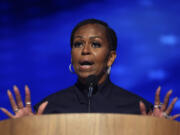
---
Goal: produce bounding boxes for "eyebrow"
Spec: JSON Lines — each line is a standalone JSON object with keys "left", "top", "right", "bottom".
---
{"left": 74, "top": 36, "right": 103, "bottom": 39}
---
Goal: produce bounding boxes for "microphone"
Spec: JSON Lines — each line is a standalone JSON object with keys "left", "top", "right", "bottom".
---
{"left": 86, "top": 75, "right": 98, "bottom": 98}
{"left": 86, "top": 75, "right": 97, "bottom": 112}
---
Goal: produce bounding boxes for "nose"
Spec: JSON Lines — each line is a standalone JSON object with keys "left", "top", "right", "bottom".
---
{"left": 81, "top": 44, "right": 91, "bottom": 55}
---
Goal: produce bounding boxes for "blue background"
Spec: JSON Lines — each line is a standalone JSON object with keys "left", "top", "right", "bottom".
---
{"left": 0, "top": 0, "right": 180, "bottom": 121}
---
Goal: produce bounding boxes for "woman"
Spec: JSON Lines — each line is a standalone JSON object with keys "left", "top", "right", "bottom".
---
{"left": 0, "top": 19, "right": 179, "bottom": 120}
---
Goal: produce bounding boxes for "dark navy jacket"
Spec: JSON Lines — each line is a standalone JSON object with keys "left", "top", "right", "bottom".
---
{"left": 34, "top": 78, "right": 153, "bottom": 114}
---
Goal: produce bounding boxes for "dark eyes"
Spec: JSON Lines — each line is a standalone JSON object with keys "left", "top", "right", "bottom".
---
{"left": 92, "top": 42, "right": 101, "bottom": 48}
{"left": 73, "top": 41, "right": 101, "bottom": 48}
{"left": 73, "top": 42, "right": 83, "bottom": 48}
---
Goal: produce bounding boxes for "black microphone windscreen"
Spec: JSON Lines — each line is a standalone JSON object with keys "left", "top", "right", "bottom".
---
{"left": 86, "top": 75, "right": 98, "bottom": 87}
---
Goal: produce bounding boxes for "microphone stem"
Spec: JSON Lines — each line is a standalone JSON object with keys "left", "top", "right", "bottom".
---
{"left": 88, "top": 85, "right": 93, "bottom": 112}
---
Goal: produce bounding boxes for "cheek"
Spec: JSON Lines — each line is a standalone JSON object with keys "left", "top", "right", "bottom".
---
{"left": 71, "top": 50, "right": 79, "bottom": 63}
{"left": 71, "top": 50, "right": 81, "bottom": 73}
{"left": 94, "top": 50, "right": 109, "bottom": 68}
{"left": 94, "top": 49, "right": 109, "bottom": 63}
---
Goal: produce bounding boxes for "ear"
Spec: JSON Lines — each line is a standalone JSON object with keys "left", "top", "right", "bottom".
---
{"left": 107, "top": 51, "right": 116, "bottom": 67}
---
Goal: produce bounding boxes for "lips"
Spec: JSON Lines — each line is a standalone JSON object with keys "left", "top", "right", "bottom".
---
{"left": 79, "top": 60, "right": 94, "bottom": 71}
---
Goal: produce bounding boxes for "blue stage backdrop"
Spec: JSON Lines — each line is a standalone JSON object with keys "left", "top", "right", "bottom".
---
{"left": 0, "top": 0, "right": 180, "bottom": 120}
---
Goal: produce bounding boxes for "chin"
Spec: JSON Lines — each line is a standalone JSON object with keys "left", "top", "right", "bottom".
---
{"left": 77, "top": 72, "right": 96, "bottom": 79}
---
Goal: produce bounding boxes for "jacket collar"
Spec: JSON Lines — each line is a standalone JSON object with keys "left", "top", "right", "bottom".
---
{"left": 73, "top": 77, "right": 112, "bottom": 104}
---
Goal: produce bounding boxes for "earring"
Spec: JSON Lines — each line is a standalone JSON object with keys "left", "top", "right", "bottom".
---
{"left": 107, "top": 66, "right": 111, "bottom": 74}
{"left": 69, "top": 63, "right": 74, "bottom": 73}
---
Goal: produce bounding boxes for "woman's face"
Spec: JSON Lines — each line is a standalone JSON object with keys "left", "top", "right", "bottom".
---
{"left": 71, "top": 24, "right": 116, "bottom": 84}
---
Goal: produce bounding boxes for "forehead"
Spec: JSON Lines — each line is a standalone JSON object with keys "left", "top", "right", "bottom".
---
{"left": 74, "top": 24, "right": 107, "bottom": 37}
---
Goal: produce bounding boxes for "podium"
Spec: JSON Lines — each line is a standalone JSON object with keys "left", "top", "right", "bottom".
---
{"left": 0, "top": 114, "right": 179, "bottom": 135}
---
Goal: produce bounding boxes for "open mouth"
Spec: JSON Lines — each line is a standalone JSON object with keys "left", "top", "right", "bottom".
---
{"left": 79, "top": 61, "right": 94, "bottom": 70}
{"left": 80, "top": 61, "right": 94, "bottom": 66}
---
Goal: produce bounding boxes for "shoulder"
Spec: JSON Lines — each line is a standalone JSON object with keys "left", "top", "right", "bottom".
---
{"left": 109, "top": 82, "right": 153, "bottom": 110}
{"left": 110, "top": 83, "right": 141, "bottom": 99}
{"left": 44, "top": 86, "right": 75, "bottom": 101}
{"left": 34, "top": 86, "right": 75, "bottom": 111}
